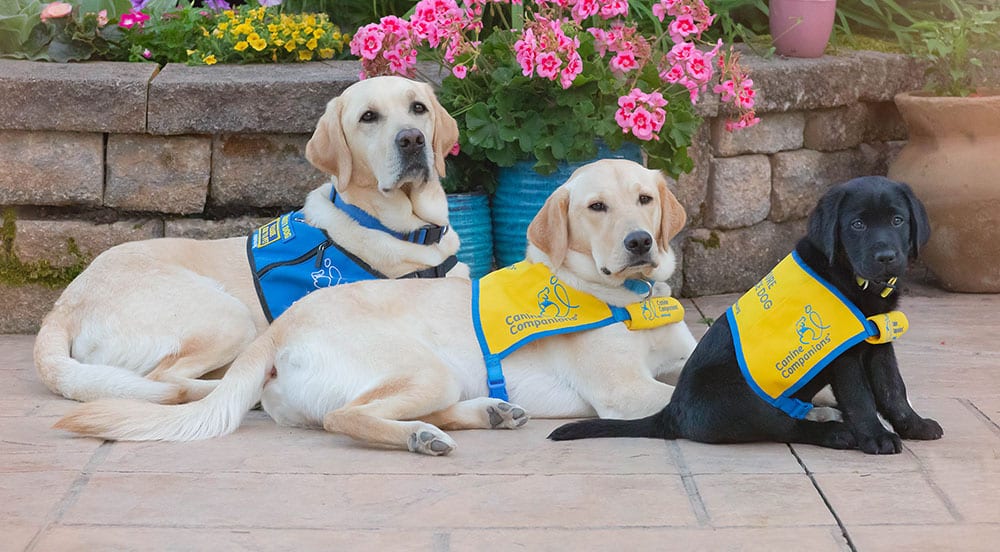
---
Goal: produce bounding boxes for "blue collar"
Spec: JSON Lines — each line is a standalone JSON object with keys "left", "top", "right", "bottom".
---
{"left": 329, "top": 188, "right": 448, "bottom": 245}
{"left": 623, "top": 279, "right": 655, "bottom": 299}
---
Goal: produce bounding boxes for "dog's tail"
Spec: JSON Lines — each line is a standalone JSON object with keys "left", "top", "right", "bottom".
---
{"left": 53, "top": 333, "right": 278, "bottom": 442}
{"left": 34, "top": 316, "right": 186, "bottom": 404}
{"left": 547, "top": 408, "right": 676, "bottom": 441}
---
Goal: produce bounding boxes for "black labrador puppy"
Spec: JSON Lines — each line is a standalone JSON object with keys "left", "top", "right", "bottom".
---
{"left": 550, "top": 176, "right": 943, "bottom": 454}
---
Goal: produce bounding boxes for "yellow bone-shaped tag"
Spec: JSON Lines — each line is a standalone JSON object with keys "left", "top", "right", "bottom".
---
{"left": 864, "top": 310, "right": 909, "bottom": 344}
{"left": 624, "top": 296, "right": 685, "bottom": 330}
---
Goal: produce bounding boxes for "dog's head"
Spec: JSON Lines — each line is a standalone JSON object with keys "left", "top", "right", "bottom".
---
{"left": 527, "top": 159, "right": 687, "bottom": 286}
{"left": 305, "top": 76, "right": 459, "bottom": 194}
{"left": 807, "top": 176, "right": 930, "bottom": 285}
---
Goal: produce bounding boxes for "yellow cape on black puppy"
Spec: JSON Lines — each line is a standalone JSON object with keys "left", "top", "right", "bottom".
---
{"left": 473, "top": 261, "right": 685, "bottom": 401}
{"left": 726, "top": 251, "right": 909, "bottom": 419}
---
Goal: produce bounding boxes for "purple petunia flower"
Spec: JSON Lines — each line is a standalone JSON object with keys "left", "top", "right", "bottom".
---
{"left": 203, "top": 0, "right": 232, "bottom": 10}
{"left": 258, "top": 0, "right": 284, "bottom": 6}
{"left": 129, "top": 0, "right": 149, "bottom": 9}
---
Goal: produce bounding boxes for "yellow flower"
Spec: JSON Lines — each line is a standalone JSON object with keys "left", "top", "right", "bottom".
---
{"left": 298, "top": 49, "right": 313, "bottom": 61}
{"left": 203, "top": 54, "right": 217, "bottom": 65}
{"left": 218, "top": 22, "right": 228, "bottom": 31}
{"left": 304, "top": 15, "right": 316, "bottom": 27}
{"left": 306, "top": 37, "right": 318, "bottom": 50}
{"left": 186, "top": 49, "right": 196, "bottom": 56}
{"left": 212, "top": 28, "right": 224, "bottom": 38}
{"left": 223, "top": 10, "right": 234, "bottom": 18}
{"left": 332, "top": 32, "right": 342, "bottom": 41}
{"left": 249, "top": 34, "right": 267, "bottom": 52}
{"left": 267, "top": 24, "right": 278, "bottom": 33}
{"left": 318, "top": 48, "right": 334, "bottom": 59}
{"left": 273, "top": 38, "right": 284, "bottom": 47}
{"left": 313, "top": 29, "right": 325, "bottom": 39}
{"left": 234, "top": 41, "right": 249, "bottom": 52}
{"left": 234, "top": 23, "right": 253, "bottom": 35}
{"left": 304, "top": 26, "right": 314, "bottom": 36}
{"left": 284, "top": 41, "right": 295, "bottom": 52}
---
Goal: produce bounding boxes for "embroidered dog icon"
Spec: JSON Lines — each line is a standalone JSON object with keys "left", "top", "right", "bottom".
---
{"left": 795, "top": 304, "right": 830, "bottom": 344}
{"left": 536, "top": 277, "right": 579, "bottom": 318}
{"left": 311, "top": 258, "right": 344, "bottom": 289}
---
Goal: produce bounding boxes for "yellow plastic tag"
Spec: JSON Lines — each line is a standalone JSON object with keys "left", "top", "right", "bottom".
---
{"left": 865, "top": 311, "right": 909, "bottom": 344}
{"left": 623, "top": 297, "right": 685, "bottom": 330}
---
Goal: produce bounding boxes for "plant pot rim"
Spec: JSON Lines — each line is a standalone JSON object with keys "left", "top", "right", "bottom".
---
{"left": 895, "top": 88, "right": 1000, "bottom": 102}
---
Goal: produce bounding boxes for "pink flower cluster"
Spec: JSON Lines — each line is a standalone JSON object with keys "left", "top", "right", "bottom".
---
{"left": 514, "top": 17, "right": 583, "bottom": 89}
{"left": 590, "top": 24, "right": 651, "bottom": 77}
{"left": 615, "top": 88, "right": 667, "bottom": 141}
{"left": 652, "top": 0, "right": 715, "bottom": 43}
{"left": 714, "top": 51, "right": 761, "bottom": 131}
{"left": 352, "top": 16, "right": 417, "bottom": 76}
{"left": 118, "top": 10, "right": 150, "bottom": 29}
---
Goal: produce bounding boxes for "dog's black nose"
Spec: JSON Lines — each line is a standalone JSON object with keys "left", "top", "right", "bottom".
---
{"left": 874, "top": 249, "right": 897, "bottom": 265}
{"left": 624, "top": 231, "right": 653, "bottom": 255}
{"left": 396, "top": 129, "right": 425, "bottom": 155}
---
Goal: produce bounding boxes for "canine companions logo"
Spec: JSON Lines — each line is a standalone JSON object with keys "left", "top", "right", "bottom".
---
{"left": 506, "top": 276, "right": 582, "bottom": 337}
{"left": 311, "top": 258, "right": 344, "bottom": 289}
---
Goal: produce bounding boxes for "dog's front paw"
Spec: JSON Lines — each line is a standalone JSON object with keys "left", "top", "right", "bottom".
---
{"left": 407, "top": 426, "right": 457, "bottom": 456}
{"left": 488, "top": 401, "right": 529, "bottom": 429}
{"left": 857, "top": 430, "right": 902, "bottom": 454}
{"left": 897, "top": 417, "right": 944, "bottom": 441}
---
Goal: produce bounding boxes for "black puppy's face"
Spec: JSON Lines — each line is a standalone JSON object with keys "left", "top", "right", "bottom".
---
{"left": 808, "top": 177, "right": 931, "bottom": 284}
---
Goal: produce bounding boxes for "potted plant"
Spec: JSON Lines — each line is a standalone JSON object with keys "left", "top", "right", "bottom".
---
{"left": 887, "top": 2, "right": 1000, "bottom": 292}
{"left": 350, "top": 0, "right": 759, "bottom": 267}
{"left": 442, "top": 152, "right": 496, "bottom": 278}
{"left": 769, "top": 0, "right": 837, "bottom": 58}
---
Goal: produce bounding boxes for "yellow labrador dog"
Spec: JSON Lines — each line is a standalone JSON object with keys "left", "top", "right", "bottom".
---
{"left": 35, "top": 76, "right": 465, "bottom": 406}
{"left": 55, "top": 160, "right": 698, "bottom": 455}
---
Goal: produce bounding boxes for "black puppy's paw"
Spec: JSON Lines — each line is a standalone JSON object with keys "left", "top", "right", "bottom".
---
{"left": 822, "top": 426, "right": 857, "bottom": 450}
{"left": 897, "top": 417, "right": 944, "bottom": 441}
{"left": 857, "top": 430, "right": 902, "bottom": 455}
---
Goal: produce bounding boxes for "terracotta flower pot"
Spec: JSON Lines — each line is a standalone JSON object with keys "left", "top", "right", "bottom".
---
{"left": 769, "top": 0, "right": 837, "bottom": 58}
{"left": 888, "top": 90, "right": 1000, "bottom": 292}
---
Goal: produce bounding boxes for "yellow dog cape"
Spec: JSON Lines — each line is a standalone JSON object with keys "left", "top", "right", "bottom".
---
{"left": 472, "top": 261, "right": 685, "bottom": 400}
{"left": 725, "top": 251, "right": 909, "bottom": 419}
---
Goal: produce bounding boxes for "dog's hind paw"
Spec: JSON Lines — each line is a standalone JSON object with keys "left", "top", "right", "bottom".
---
{"left": 407, "top": 426, "right": 456, "bottom": 456}
{"left": 487, "top": 401, "right": 529, "bottom": 429}
{"left": 806, "top": 406, "right": 843, "bottom": 423}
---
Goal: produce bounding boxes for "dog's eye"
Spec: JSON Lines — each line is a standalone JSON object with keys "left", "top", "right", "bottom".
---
{"left": 360, "top": 110, "right": 378, "bottom": 123}
{"left": 588, "top": 202, "right": 607, "bottom": 212}
{"left": 891, "top": 215, "right": 905, "bottom": 226}
{"left": 411, "top": 102, "right": 428, "bottom": 114}
{"left": 638, "top": 194, "right": 653, "bottom": 205}
{"left": 850, "top": 219, "right": 866, "bottom": 231}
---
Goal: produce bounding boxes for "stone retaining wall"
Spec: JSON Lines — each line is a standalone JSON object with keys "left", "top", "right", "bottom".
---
{"left": 0, "top": 51, "right": 925, "bottom": 332}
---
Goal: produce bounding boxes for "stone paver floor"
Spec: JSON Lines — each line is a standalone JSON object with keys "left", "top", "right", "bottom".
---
{"left": 2, "top": 291, "right": 998, "bottom": 551}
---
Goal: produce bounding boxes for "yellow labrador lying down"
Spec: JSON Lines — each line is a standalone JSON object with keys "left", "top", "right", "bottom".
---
{"left": 34, "top": 76, "right": 465, "bottom": 405}
{"left": 56, "top": 160, "right": 699, "bottom": 455}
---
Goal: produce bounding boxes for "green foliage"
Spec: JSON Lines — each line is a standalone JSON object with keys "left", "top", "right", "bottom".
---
{"left": 0, "top": 0, "right": 130, "bottom": 61}
{"left": 436, "top": 23, "right": 701, "bottom": 177}
{"left": 115, "top": 3, "right": 211, "bottom": 64}
{"left": 908, "top": 1, "right": 1000, "bottom": 96}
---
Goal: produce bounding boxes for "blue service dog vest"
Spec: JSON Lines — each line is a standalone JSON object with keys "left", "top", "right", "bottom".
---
{"left": 248, "top": 210, "right": 457, "bottom": 322}
{"left": 725, "top": 251, "right": 909, "bottom": 419}
{"left": 472, "top": 261, "right": 685, "bottom": 401}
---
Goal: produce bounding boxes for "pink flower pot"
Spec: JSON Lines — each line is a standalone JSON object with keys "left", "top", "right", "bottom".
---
{"left": 770, "top": 0, "right": 837, "bottom": 58}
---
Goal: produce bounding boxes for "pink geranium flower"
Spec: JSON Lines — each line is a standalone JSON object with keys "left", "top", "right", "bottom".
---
{"left": 40, "top": 2, "right": 72, "bottom": 22}
{"left": 118, "top": 10, "right": 150, "bottom": 29}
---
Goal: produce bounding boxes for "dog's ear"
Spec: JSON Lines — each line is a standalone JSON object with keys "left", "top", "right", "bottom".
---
{"left": 426, "top": 83, "right": 459, "bottom": 179}
{"left": 527, "top": 187, "right": 570, "bottom": 269}
{"left": 807, "top": 185, "right": 846, "bottom": 264}
{"left": 306, "top": 96, "right": 352, "bottom": 192}
{"left": 656, "top": 173, "right": 687, "bottom": 245}
{"left": 900, "top": 182, "right": 931, "bottom": 257}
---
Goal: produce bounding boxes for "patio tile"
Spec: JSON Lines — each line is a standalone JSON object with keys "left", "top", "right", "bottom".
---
{"left": 792, "top": 443, "right": 922, "bottom": 475}
{"left": 692, "top": 473, "right": 835, "bottom": 527}
{"left": 448, "top": 526, "right": 846, "bottom": 551}
{"left": 0, "top": 470, "right": 78, "bottom": 524}
{"left": 62, "top": 472, "right": 698, "bottom": 530}
{"left": 0, "top": 524, "right": 41, "bottom": 552}
{"left": 812, "top": 472, "right": 956, "bottom": 526}
{"left": 848, "top": 524, "right": 1000, "bottom": 552}
{"left": 33, "top": 527, "right": 440, "bottom": 551}
{"left": 676, "top": 441, "right": 804, "bottom": 475}
{"left": 924, "top": 467, "right": 1000, "bottom": 524}
{"left": 97, "top": 417, "right": 679, "bottom": 476}
{"left": 0, "top": 416, "right": 102, "bottom": 473}
{"left": 900, "top": 398, "right": 1000, "bottom": 470}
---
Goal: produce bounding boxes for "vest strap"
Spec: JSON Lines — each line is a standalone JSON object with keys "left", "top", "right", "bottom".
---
{"left": 330, "top": 189, "right": 448, "bottom": 246}
{"left": 400, "top": 255, "right": 459, "bottom": 279}
{"left": 485, "top": 356, "right": 509, "bottom": 401}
